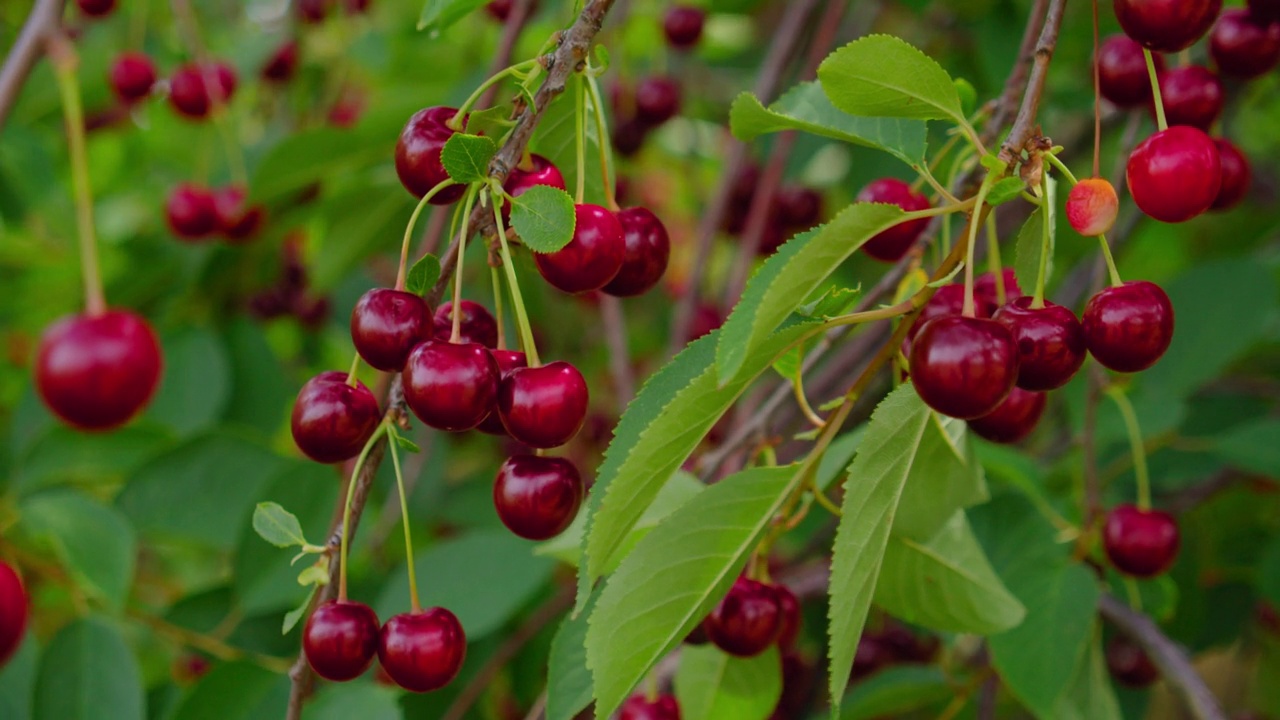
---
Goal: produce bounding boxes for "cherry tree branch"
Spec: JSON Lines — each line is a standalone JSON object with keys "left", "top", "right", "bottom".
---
{"left": 985, "top": 0, "right": 1048, "bottom": 143}
{"left": 0, "top": 0, "right": 65, "bottom": 131}
{"left": 998, "top": 0, "right": 1067, "bottom": 164}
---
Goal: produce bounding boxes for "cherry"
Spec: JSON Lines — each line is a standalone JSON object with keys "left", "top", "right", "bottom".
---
{"left": 1106, "top": 635, "right": 1159, "bottom": 687}
{"left": 968, "top": 387, "right": 1046, "bottom": 444}
{"left": 36, "top": 311, "right": 163, "bottom": 431}
{"left": 261, "top": 41, "right": 299, "bottom": 84}
{"left": 395, "top": 107, "right": 466, "bottom": 204}
{"left": 776, "top": 186, "right": 824, "bottom": 230}
{"left": 477, "top": 350, "right": 527, "bottom": 435}
{"left": 1104, "top": 504, "right": 1180, "bottom": 577}
{"left": 211, "top": 186, "right": 265, "bottom": 242}
{"left": 908, "top": 316, "right": 1019, "bottom": 420}
{"left": 908, "top": 284, "right": 996, "bottom": 341}
{"left": 1211, "top": 138, "right": 1251, "bottom": 210}
{"left": 993, "top": 297, "right": 1087, "bottom": 390}
{"left": 1211, "top": 9, "right": 1280, "bottom": 78}
{"left": 0, "top": 561, "right": 28, "bottom": 667}
{"left": 433, "top": 300, "right": 499, "bottom": 348}
{"left": 493, "top": 455, "right": 584, "bottom": 540}
{"left": 535, "top": 204, "right": 625, "bottom": 294}
{"left": 707, "top": 577, "right": 782, "bottom": 657}
{"left": 634, "top": 76, "right": 682, "bottom": 126}
{"left": 327, "top": 89, "right": 365, "bottom": 128}
{"left": 974, "top": 269, "right": 1024, "bottom": 306}
{"left": 76, "top": 0, "right": 116, "bottom": 17}
{"left": 1066, "top": 178, "right": 1120, "bottom": 237}
{"left": 297, "top": 0, "right": 330, "bottom": 23}
{"left": 485, "top": 0, "right": 539, "bottom": 21}
{"left": 602, "top": 207, "right": 670, "bottom": 297}
{"left": 1156, "top": 66, "right": 1223, "bottom": 130}
{"left": 303, "top": 601, "right": 380, "bottom": 682}
{"left": 290, "top": 371, "right": 381, "bottom": 463}
{"left": 611, "top": 118, "right": 650, "bottom": 157}
{"left": 165, "top": 184, "right": 220, "bottom": 241}
{"left": 1082, "top": 281, "right": 1175, "bottom": 373}
{"left": 1250, "top": 0, "right": 1280, "bottom": 23}
{"left": 850, "top": 634, "right": 889, "bottom": 680}
{"left": 168, "top": 62, "right": 237, "bottom": 119}
{"left": 855, "top": 178, "right": 931, "bottom": 262}
{"left": 377, "top": 608, "right": 466, "bottom": 693}
{"left": 502, "top": 154, "right": 566, "bottom": 223}
{"left": 1097, "top": 35, "right": 1164, "bottom": 107}
{"left": 109, "top": 53, "right": 157, "bottom": 105}
{"left": 1126, "top": 126, "right": 1221, "bottom": 223}
{"left": 620, "top": 694, "right": 682, "bottom": 720}
{"left": 773, "top": 584, "right": 801, "bottom": 648}
{"left": 344, "top": 0, "right": 371, "bottom": 14}
{"left": 496, "top": 362, "right": 588, "bottom": 449}
{"left": 351, "top": 289, "right": 433, "bottom": 371}
{"left": 402, "top": 341, "right": 500, "bottom": 432}
{"left": 1113, "top": 0, "right": 1223, "bottom": 52}
{"left": 688, "top": 303, "right": 724, "bottom": 343}
{"left": 663, "top": 5, "right": 706, "bottom": 50}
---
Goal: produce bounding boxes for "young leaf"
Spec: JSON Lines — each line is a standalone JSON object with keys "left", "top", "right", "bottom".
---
{"left": 511, "top": 184, "right": 577, "bottom": 253}
{"left": 252, "top": 502, "right": 308, "bottom": 548}
{"left": 406, "top": 253, "right": 441, "bottom": 296}
{"left": 465, "top": 104, "right": 512, "bottom": 139}
{"left": 393, "top": 434, "right": 422, "bottom": 454}
{"left": 674, "top": 645, "right": 783, "bottom": 720}
{"left": 440, "top": 133, "right": 498, "bottom": 184}
{"left": 986, "top": 176, "right": 1029, "bottom": 206}
{"left": 798, "top": 284, "right": 862, "bottom": 319}
{"left": 283, "top": 587, "right": 318, "bottom": 635}
{"left": 418, "top": 0, "right": 489, "bottom": 34}
{"left": 546, "top": 594, "right": 597, "bottom": 720}
{"left": 297, "top": 564, "right": 330, "bottom": 587}
{"left": 818, "top": 35, "right": 964, "bottom": 123}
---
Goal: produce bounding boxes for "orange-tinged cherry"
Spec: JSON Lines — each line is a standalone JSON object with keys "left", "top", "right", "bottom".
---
{"left": 1066, "top": 178, "right": 1119, "bottom": 237}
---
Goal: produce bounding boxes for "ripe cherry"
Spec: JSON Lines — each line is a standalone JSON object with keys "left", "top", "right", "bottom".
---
{"left": 477, "top": 350, "right": 527, "bottom": 435}
{"left": 402, "top": 341, "right": 500, "bottom": 432}
{"left": 634, "top": 76, "right": 682, "bottom": 126}
{"left": 168, "top": 63, "right": 237, "bottom": 119}
{"left": 36, "top": 311, "right": 163, "bottom": 431}
{"left": 968, "top": 387, "right": 1046, "bottom": 444}
{"left": 212, "top": 186, "right": 265, "bottom": 242}
{"left": 109, "top": 53, "right": 157, "bottom": 105}
{"left": 663, "top": 5, "right": 706, "bottom": 50}
{"left": 975, "top": 269, "right": 1024, "bottom": 306}
{"left": 707, "top": 577, "right": 782, "bottom": 657}
{"left": 688, "top": 303, "right": 724, "bottom": 342}
{"left": 290, "top": 371, "right": 381, "bottom": 463}
{"left": 76, "top": 0, "right": 116, "bottom": 17}
{"left": 498, "top": 362, "right": 589, "bottom": 449}
{"left": 773, "top": 584, "right": 801, "bottom": 648}
{"left": 909, "top": 316, "right": 1019, "bottom": 420}
{"left": 493, "top": 455, "right": 584, "bottom": 540}
{"left": 850, "top": 634, "right": 889, "bottom": 680}
{"left": 377, "top": 608, "right": 466, "bottom": 693}
{"left": 1097, "top": 35, "right": 1164, "bottom": 107}
{"left": 1251, "top": 0, "right": 1280, "bottom": 22}
{"left": 485, "top": 0, "right": 539, "bottom": 21}
{"left": 261, "top": 41, "right": 299, "bottom": 84}
{"left": 602, "top": 207, "right": 670, "bottom": 297}
{"left": 351, "top": 289, "right": 433, "bottom": 371}
{"left": 535, "top": 204, "right": 625, "bottom": 294}
{"left": 855, "top": 179, "right": 931, "bottom": 262}
{"left": 1066, "top": 178, "right": 1119, "bottom": 237}
{"left": 433, "top": 300, "right": 499, "bottom": 348}
{"left": 1082, "top": 281, "right": 1175, "bottom": 373}
{"left": 303, "top": 601, "right": 380, "bottom": 682}
{"left": 993, "top": 297, "right": 1087, "bottom": 390}
{"left": 395, "top": 106, "right": 466, "bottom": 204}
{"left": 1113, "top": 0, "right": 1223, "bottom": 52}
{"left": 1211, "top": 9, "right": 1280, "bottom": 78}
{"left": 1126, "top": 126, "right": 1221, "bottom": 223}
{"left": 0, "top": 561, "right": 29, "bottom": 667}
{"left": 165, "top": 184, "right": 219, "bottom": 241}
{"left": 908, "top": 284, "right": 996, "bottom": 341}
{"left": 1106, "top": 635, "right": 1159, "bottom": 687}
{"left": 620, "top": 694, "right": 682, "bottom": 720}
{"left": 1104, "top": 504, "right": 1180, "bottom": 577}
{"left": 1211, "top": 138, "right": 1251, "bottom": 210}
{"left": 503, "top": 154, "right": 567, "bottom": 221}
{"left": 297, "top": 0, "right": 330, "bottom": 23}
{"left": 1156, "top": 66, "right": 1223, "bottom": 130}
{"left": 776, "top": 186, "right": 824, "bottom": 230}
{"left": 612, "top": 118, "right": 650, "bottom": 157}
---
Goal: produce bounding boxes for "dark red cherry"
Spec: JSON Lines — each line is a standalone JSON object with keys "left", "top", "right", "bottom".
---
{"left": 493, "top": 455, "right": 584, "bottom": 540}
{"left": 611, "top": 118, "right": 650, "bottom": 157}
{"left": 76, "top": 0, "right": 116, "bottom": 17}
{"left": 402, "top": 341, "right": 500, "bottom": 431}
{"left": 880, "top": 625, "right": 939, "bottom": 664}
{"left": 688, "top": 304, "right": 724, "bottom": 342}
{"left": 968, "top": 387, "right": 1046, "bottom": 444}
{"left": 776, "top": 186, "right": 824, "bottom": 229}
{"left": 856, "top": 178, "right": 931, "bottom": 262}
{"left": 303, "top": 601, "right": 380, "bottom": 682}
{"left": 261, "top": 41, "right": 299, "bottom": 84}
{"left": 327, "top": 88, "right": 365, "bottom": 128}
{"left": 0, "top": 561, "right": 29, "bottom": 666}
{"left": 503, "top": 154, "right": 566, "bottom": 222}
{"left": 211, "top": 186, "right": 265, "bottom": 242}
{"left": 1211, "top": 9, "right": 1280, "bottom": 78}
{"left": 497, "top": 362, "right": 589, "bottom": 449}
{"left": 663, "top": 5, "right": 706, "bottom": 50}
{"left": 634, "top": 76, "right": 682, "bottom": 126}
{"left": 974, "top": 269, "right": 1024, "bottom": 306}
{"left": 1082, "top": 281, "right": 1175, "bottom": 373}
{"left": 343, "top": 0, "right": 371, "bottom": 14}
{"left": 908, "top": 316, "right": 1019, "bottom": 420}
{"left": 1156, "top": 66, "right": 1223, "bottom": 130}
{"left": 395, "top": 106, "right": 466, "bottom": 204}
{"left": 297, "top": 0, "right": 331, "bottom": 23}
{"left": 351, "top": 289, "right": 433, "bottom": 371}
{"left": 485, "top": 0, "right": 538, "bottom": 21}
{"left": 168, "top": 62, "right": 237, "bottom": 119}
{"left": 109, "top": 53, "right": 157, "bottom": 104}
{"left": 290, "top": 371, "right": 381, "bottom": 463}
{"left": 907, "top": 284, "right": 997, "bottom": 340}
{"left": 773, "top": 584, "right": 801, "bottom": 648}
{"left": 620, "top": 694, "right": 682, "bottom": 720}
{"left": 1250, "top": 0, "right": 1280, "bottom": 22}
{"left": 535, "top": 204, "right": 625, "bottom": 294}
{"left": 165, "top": 184, "right": 219, "bottom": 241}
{"left": 433, "top": 300, "right": 499, "bottom": 348}
{"left": 707, "top": 577, "right": 782, "bottom": 657}
{"left": 1097, "top": 35, "right": 1164, "bottom": 107}
{"left": 1126, "top": 126, "right": 1221, "bottom": 223}
{"left": 850, "top": 634, "right": 889, "bottom": 680}
{"left": 477, "top": 350, "right": 527, "bottom": 435}
{"left": 36, "top": 311, "right": 162, "bottom": 431}
{"left": 1114, "top": 0, "right": 1223, "bottom": 52}
{"left": 377, "top": 608, "right": 466, "bottom": 693}
{"left": 1104, "top": 504, "right": 1180, "bottom": 577}
{"left": 993, "top": 297, "right": 1087, "bottom": 390}
{"left": 602, "top": 207, "right": 670, "bottom": 297}
{"left": 1106, "top": 635, "right": 1159, "bottom": 687}
{"left": 1211, "top": 138, "right": 1251, "bottom": 210}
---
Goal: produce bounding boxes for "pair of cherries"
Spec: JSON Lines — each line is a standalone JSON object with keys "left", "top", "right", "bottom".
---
{"left": 611, "top": 76, "right": 683, "bottom": 156}
{"left": 166, "top": 184, "right": 265, "bottom": 242}
{"left": 688, "top": 577, "right": 801, "bottom": 658}
{"left": 722, "top": 163, "right": 826, "bottom": 255}
{"left": 108, "top": 57, "right": 236, "bottom": 118}
{"left": 296, "top": 0, "right": 371, "bottom": 24}
{"left": 303, "top": 601, "right": 464, "bottom": 693}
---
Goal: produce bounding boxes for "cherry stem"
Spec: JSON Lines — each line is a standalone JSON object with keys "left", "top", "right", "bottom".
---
{"left": 1043, "top": 151, "right": 1079, "bottom": 185}
{"left": 1106, "top": 385, "right": 1151, "bottom": 511}
{"left": 584, "top": 73, "right": 618, "bottom": 211}
{"left": 809, "top": 481, "right": 843, "bottom": 518}
{"left": 1031, "top": 171, "right": 1052, "bottom": 309}
{"left": 386, "top": 428, "right": 421, "bottom": 613}
{"left": 449, "top": 186, "right": 480, "bottom": 344}
{"left": 914, "top": 163, "right": 961, "bottom": 206}
{"left": 345, "top": 353, "right": 361, "bottom": 388}
{"left": 490, "top": 265, "right": 507, "bottom": 351}
{"left": 396, "top": 179, "right": 457, "bottom": 292}
{"left": 984, "top": 215, "right": 1006, "bottom": 306}
{"left": 962, "top": 175, "right": 997, "bottom": 318}
{"left": 574, "top": 74, "right": 587, "bottom": 204}
{"left": 1143, "top": 48, "right": 1168, "bottom": 132}
{"left": 449, "top": 59, "right": 539, "bottom": 130}
{"left": 1090, "top": 0, "right": 1102, "bottom": 178}
{"left": 339, "top": 422, "right": 388, "bottom": 602}
{"left": 1096, "top": 233, "right": 1124, "bottom": 288}
{"left": 491, "top": 186, "right": 541, "bottom": 367}
{"left": 792, "top": 358, "right": 826, "bottom": 429}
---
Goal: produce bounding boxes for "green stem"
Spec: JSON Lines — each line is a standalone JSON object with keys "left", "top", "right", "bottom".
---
{"left": 448, "top": 60, "right": 539, "bottom": 130}
{"left": 345, "top": 353, "right": 361, "bottom": 387}
{"left": 584, "top": 73, "right": 618, "bottom": 210}
{"left": 1096, "top": 233, "right": 1124, "bottom": 288}
{"left": 396, "top": 179, "right": 458, "bottom": 292}
{"left": 574, "top": 74, "right": 587, "bottom": 204}
{"left": 1106, "top": 386, "right": 1151, "bottom": 511}
{"left": 339, "top": 422, "right": 388, "bottom": 601}
{"left": 386, "top": 428, "right": 421, "bottom": 613}
{"left": 1043, "top": 152, "right": 1080, "bottom": 186}
{"left": 1032, "top": 170, "right": 1052, "bottom": 309}
{"left": 449, "top": 187, "right": 481, "bottom": 343}
{"left": 1143, "top": 48, "right": 1168, "bottom": 132}
{"left": 491, "top": 186, "right": 541, "bottom": 366}
{"left": 490, "top": 265, "right": 507, "bottom": 350}
{"left": 984, "top": 215, "right": 1006, "bottom": 306}
{"left": 962, "top": 174, "right": 997, "bottom": 317}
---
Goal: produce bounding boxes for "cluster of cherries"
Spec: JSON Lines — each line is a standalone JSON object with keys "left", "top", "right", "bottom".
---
{"left": 247, "top": 235, "right": 333, "bottom": 329}
{"left": 304, "top": 600, "right": 466, "bottom": 693}
{"left": 608, "top": 6, "right": 704, "bottom": 158}
{"left": 723, "top": 161, "right": 827, "bottom": 256}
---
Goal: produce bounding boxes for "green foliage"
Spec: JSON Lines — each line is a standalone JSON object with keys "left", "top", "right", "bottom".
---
{"left": 167, "top": 662, "right": 289, "bottom": 720}
{"left": 1052, "top": 633, "right": 1122, "bottom": 720}
{"left": 406, "top": 253, "right": 442, "bottom": 296}
{"left": 19, "top": 490, "right": 136, "bottom": 611}
{"left": 891, "top": 414, "right": 988, "bottom": 540}
{"left": 33, "top": 618, "right": 144, "bottom": 720}
{"left": 840, "top": 666, "right": 952, "bottom": 719}
{"left": 252, "top": 502, "right": 308, "bottom": 548}
{"left": 249, "top": 127, "right": 388, "bottom": 204}
{"left": 674, "top": 645, "right": 782, "bottom": 720}
{"left": 1013, "top": 199, "right": 1053, "bottom": 296}
{"left": 418, "top": 0, "right": 492, "bottom": 34}
{"left": 546, "top": 594, "right": 597, "bottom": 720}
{"left": 510, "top": 185, "right": 577, "bottom": 253}
{"left": 441, "top": 133, "right": 498, "bottom": 184}
{"left": 818, "top": 35, "right": 965, "bottom": 122}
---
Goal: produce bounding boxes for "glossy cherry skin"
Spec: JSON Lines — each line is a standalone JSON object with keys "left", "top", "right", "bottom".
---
{"left": 403, "top": 341, "right": 500, "bottom": 431}
{"left": 377, "top": 608, "right": 466, "bottom": 693}
{"left": 634, "top": 76, "right": 682, "bottom": 126}
{"left": 261, "top": 41, "right": 299, "bottom": 84}
{"left": 602, "top": 207, "right": 670, "bottom": 297}
{"left": 1211, "top": 9, "right": 1280, "bottom": 78}
{"left": 433, "top": 300, "right": 499, "bottom": 348}
{"left": 36, "top": 311, "right": 163, "bottom": 431}
{"left": 1157, "top": 66, "right": 1223, "bottom": 130}
{"left": 166, "top": 184, "right": 219, "bottom": 240}
{"left": 497, "top": 362, "right": 588, "bottom": 449}
{"left": 351, "top": 289, "right": 433, "bottom": 371}
{"left": 1114, "top": 0, "right": 1223, "bottom": 52}
{"left": 503, "top": 154, "right": 566, "bottom": 220}
{"left": 303, "top": 601, "right": 380, "bottom": 682}
{"left": 1097, "top": 35, "right": 1164, "bottom": 107}
{"left": 77, "top": 0, "right": 116, "bottom": 16}
{"left": 212, "top": 186, "right": 265, "bottom": 242}
{"left": 395, "top": 106, "right": 466, "bottom": 204}
{"left": 908, "top": 284, "right": 996, "bottom": 341}
{"left": 773, "top": 584, "right": 801, "bottom": 648}
{"left": 1066, "top": 178, "right": 1120, "bottom": 237}
{"left": 993, "top": 297, "right": 1087, "bottom": 390}
{"left": 1082, "top": 281, "right": 1175, "bottom": 373}
{"left": 493, "top": 455, "right": 584, "bottom": 540}
{"left": 168, "top": 63, "right": 237, "bottom": 119}
{"left": 477, "top": 350, "right": 527, "bottom": 435}
{"left": 290, "top": 371, "right": 381, "bottom": 463}
{"left": 620, "top": 694, "right": 682, "bottom": 720}
{"left": 1104, "top": 504, "right": 1180, "bottom": 578}
{"left": 663, "top": 5, "right": 706, "bottom": 49}
{"left": 708, "top": 577, "right": 782, "bottom": 657}
{"left": 1211, "top": 138, "right": 1251, "bottom": 210}
{"left": 0, "top": 561, "right": 29, "bottom": 667}
{"left": 968, "top": 387, "right": 1046, "bottom": 444}
{"left": 536, "top": 204, "right": 625, "bottom": 294}
{"left": 974, "top": 269, "right": 1024, "bottom": 306}
{"left": 1126, "top": 126, "right": 1221, "bottom": 223}
{"left": 1106, "top": 635, "right": 1159, "bottom": 687}
{"left": 109, "top": 53, "right": 157, "bottom": 104}
{"left": 1251, "top": 0, "right": 1280, "bottom": 22}
{"left": 856, "top": 179, "right": 931, "bottom": 262}
{"left": 908, "top": 316, "right": 1019, "bottom": 420}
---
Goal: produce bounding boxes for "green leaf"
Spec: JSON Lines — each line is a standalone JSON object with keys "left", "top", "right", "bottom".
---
{"left": 799, "top": 284, "right": 863, "bottom": 319}
{"left": 393, "top": 434, "right": 422, "bottom": 454}
{"left": 221, "top": 318, "right": 291, "bottom": 436}
{"left": 729, "top": 82, "right": 928, "bottom": 165}
{"left": 840, "top": 666, "right": 952, "bottom": 720}
{"left": 417, "top": 0, "right": 490, "bottom": 33}
{"left": 771, "top": 343, "right": 804, "bottom": 381}
{"left": 1051, "top": 631, "right": 1122, "bottom": 720}
{"left": 143, "top": 328, "right": 232, "bottom": 436}
{"left": 168, "top": 661, "right": 289, "bottom": 720}
{"left": 13, "top": 425, "right": 172, "bottom": 494}
{"left": 465, "top": 104, "right": 513, "bottom": 139}
{"left": 954, "top": 78, "right": 978, "bottom": 115}
{"left": 314, "top": 184, "right": 417, "bottom": 291}
{"left": 1258, "top": 534, "right": 1280, "bottom": 607}
{"left": 283, "top": 588, "right": 316, "bottom": 635}
{"left": 297, "top": 564, "right": 329, "bottom": 586}
{"left": 892, "top": 414, "right": 988, "bottom": 540}
{"left": 406, "top": 253, "right": 441, "bottom": 296}
{"left": 818, "top": 34, "right": 964, "bottom": 122}
{"left": 674, "top": 645, "right": 783, "bottom": 720}
{"left": 20, "top": 490, "right": 136, "bottom": 610}
{"left": 440, "top": 133, "right": 497, "bottom": 184}
{"left": 1013, "top": 180, "right": 1055, "bottom": 297}
{"left": 531, "top": 86, "right": 612, "bottom": 206}
{"left": 309, "top": 683, "right": 403, "bottom": 720}
{"left": 511, "top": 184, "right": 577, "bottom": 253}
{"left": 0, "top": 635, "right": 37, "bottom": 720}
{"left": 546, "top": 594, "right": 597, "bottom": 720}
{"left": 586, "top": 465, "right": 799, "bottom": 718}
{"left": 250, "top": 127, "right": 387, "bottom": 203}
{"left": 252, "top": 502, "right": 307, "bottom": 548}
{"left": 986, "top": 176, "right": 1028, "bottom": 206}
{"left": 33, "top": 618, "right": 143, "bottom": 720}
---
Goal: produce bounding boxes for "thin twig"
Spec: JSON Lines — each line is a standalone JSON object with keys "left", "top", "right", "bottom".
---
{"left": 0, "top": 0, "right": 66, "bottom": 131}
{"left": 998, "top": 0, "right": 1068, "bottom": 165}
{"left": 984, "top": 0, "right": 1048, "bottom": 144}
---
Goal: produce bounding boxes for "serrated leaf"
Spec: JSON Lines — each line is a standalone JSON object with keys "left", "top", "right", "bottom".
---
{"left": 406, "top": 253, "right": 441, "bottom": 296}
{"left": 546, "top": 594, "right": 597, "bottom": 720}
{"left": 986, "top": 176, "right": 1028, "bottom": 206}
{"left": 511, "top": 184, "right": 576, "bottom": 253}
{"left": 892, "top": 414, "right": 987, "bottom": 540}
{"left": 799, "top": 284, "right": 862, "bottom": 319}
{"left": 818, "top": 35, "right": 964, "bottom": 122}
{"left": 252, "top": 502, "right": 307, "bottom": 549}
{"left": 841, "top": 666, "right": 952, "bottom": 720}
{"left": 393, "top": 434, "right": 422, "bottom": 454}
{"left": 674, "top": 645, "right": 783, "bottom": 720}
{"left": 417, "top": 0, "right": 489, "bottom": 34}
{"left": 1013, "top": 177, "right": 1056, "bottom": 295}
{"left": 465, "top": 105, "right": 513, "bottom": 139}
{"left": 440, "top": 133, "right": 497, "bottom": 184}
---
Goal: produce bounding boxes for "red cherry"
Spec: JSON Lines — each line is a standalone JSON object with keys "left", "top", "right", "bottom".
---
{"left": 856, "top": 179, "right": 931, "bottom": 262}
{"left": 620, "top": 694, "right": 682, "bottom": 720}
{"left": 1126, "top": 126, "right": 1221, "bottom": 223}
{"left": 968, "top": 387, "right": 1046, "bottom": 444}
{"left": 165, "top": 184, "right": 219, "bottom": 241}
{"left": 775, "top": 186, "right": 824, "bottom": 229}
{"left": 36, "top": 311, "right": 163, "bottom": 431}
{"left": 1066, "top": 178, "right": 1120, "bottom": 237}
{"left": 773, "top": 584, "right": 801, "bottom": 648}
{"left": 707, "top": 577, "right": 782, "bottom": 657}
{"left": 1114, "top": 0, "right": 1223, "bottom": 52}
{"left": 477, "top": 350, "right": 527, "bottom": 435}
{"left": 1211, "top": 138, "right": 1251, "bottom": 210}
{"left": 634, "top": 76, "right": 682, "bottom": 126}
{"left": 993, "top": 297, "right": 1087, "bottom": 390}
{"left": 663, "top": 5, "right": 706, "bottom": 50}
{"left": 602, "top": 207, "right": 670, "bottom": 297}
{"left": 1106, "top": 635, "right": 1160, "bottom": 687}
{"left": 327, "top": 89, "right": 366, "bottom": 128}
{"left": 908, "top": 284, "right": 996, "bottom": 341}
{"left": 344, "top": 0, "right": 371, "bottom": 14}
{"left": 76, "top": 0, "right": 116, "bottom": 17}
{"left": 351, "top": 289, "right": 433, "bottom": 371}
{"left": 402, "top": 341, "right": 500, "bottom": 431}
{"left": 433, "top": 300, "right": 499, "bottom": 348}
{"left": 498, "top": 362, "right": 589, "bottom": 449}
{"left": 1104, "top": 504, "right": 1180, "bottom": 577}
{"left": 486, "top": 0, "right": 539, "bottom": 20}
{"left": 211, "top": 186, "right": 265, "bottom": 242}
{"left": 850, "top": 634, "right": 889, "bottom": 680}
{"left": 535, "top": 204, "right": 625, "bottom": 294}
{"left": 290, "top": 371, "right": 381, "bottom": 464}
{"left": 377, "top": 608, "right": 466, "bottom": 693}
{"left": 974, "top": 269, "right": 1024, "bottom": 306}
{"left": 109, "top": 53, "right": 157, "bottom": 104}
{"left": 395, "top": 107, "right": 466, "bottom": 204}
{"left": 297, "top": 0, "right": 331, "bottom": 23}
{"left": 303, "top": 601, "right": 380, "bottom": 682}
{"left": 0, "top": 561, "right": 29, "bottom": 667}
{"left": 1156, "top": 66, "right": 1223, "bottom": 130}
{"left": 688, "top": 304, "right": 724, "bottom": 343}
{"left": 1097, "top": 35, "right": 1164, "bottom": 107}
{"left": 503, "top": 154, "right": 567, "bottom": 221}
{"left": 1251, "top": 0, "right": 1280, "bottom": 22}
{"left": 1082, "top": 281, "right": 1175, "bottom": 373}
{"left": 493, "top": 455, "right": 584, "bottom": 540}
{"left": 1211, "top": 9, "right": 1280, "bottom": 78}
{"left": 261, "top": 41, "right": 299, "bottom": 84}
{"left": 612, "top": 118, "right": 650, "bottom": 157}
{"left": 168, "top": 63, "right": 236, "bottom": 120}
{"left": 908, "top": 316, "right": 1019, "bottom": 420}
